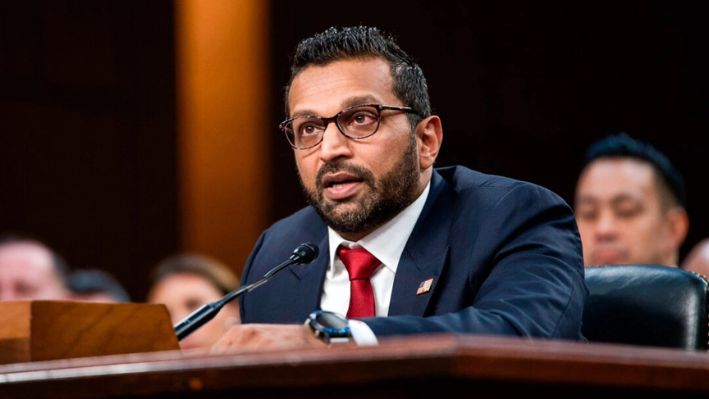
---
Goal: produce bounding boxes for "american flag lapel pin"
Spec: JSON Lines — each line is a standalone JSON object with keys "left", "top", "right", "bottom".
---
{"left": 416, "top": 278, "right": 434, "bottom": 296}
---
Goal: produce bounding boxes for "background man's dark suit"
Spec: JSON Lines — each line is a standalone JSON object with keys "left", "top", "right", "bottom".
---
{"left": 241, "top": 165, "right": 587, "bottom": 339}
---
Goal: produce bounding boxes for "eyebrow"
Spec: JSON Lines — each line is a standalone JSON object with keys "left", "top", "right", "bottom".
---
{"left": 342, "top": 95, "right": 380, "bottom": 108}
{"left": 610, "top": 194, "right": 644, "bottom": 206}
{"left": 290, "top": 95, "right": 383, "bottom": 118}
{"left": 575, "top": 193, "right": 644, "bottom": 206}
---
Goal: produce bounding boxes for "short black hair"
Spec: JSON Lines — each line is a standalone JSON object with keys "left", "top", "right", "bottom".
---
{"left": 583, "top": 133, "right": 686, "bottom": 207}
{"left": 68, "top": 269, "right": 130, "bottom": 302}
{"left": 285, "top": 26, "right": 431, "bottom": 129}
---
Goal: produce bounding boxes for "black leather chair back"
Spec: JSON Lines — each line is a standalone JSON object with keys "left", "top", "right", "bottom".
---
{"left": 584, "top": 265, "right": 709, "bottom": 350}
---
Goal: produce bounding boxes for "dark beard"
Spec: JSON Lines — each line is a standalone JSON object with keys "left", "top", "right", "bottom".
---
{"left": 299, "top": 135, "right": 420, "bottom": 236}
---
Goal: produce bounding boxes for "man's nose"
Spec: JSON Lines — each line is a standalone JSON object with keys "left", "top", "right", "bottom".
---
{"left": 594, "top": 211, "right": 619, "bottom": 239}
{"left": 318, "top": 123, "right": 352, "bottom": 162}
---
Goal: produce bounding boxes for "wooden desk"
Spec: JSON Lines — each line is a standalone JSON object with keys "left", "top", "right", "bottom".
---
{"left": 0, "top": 335, "right": 708, "bottom": 398}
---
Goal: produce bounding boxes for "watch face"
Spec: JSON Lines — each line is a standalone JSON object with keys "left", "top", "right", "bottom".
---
{"left": 315, "top": 311, "right": 348, "bottom": 329}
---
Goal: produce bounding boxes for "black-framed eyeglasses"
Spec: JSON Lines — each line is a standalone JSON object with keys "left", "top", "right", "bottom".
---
{"left": 279, "top": 103, "right": 420, "bottom": 150}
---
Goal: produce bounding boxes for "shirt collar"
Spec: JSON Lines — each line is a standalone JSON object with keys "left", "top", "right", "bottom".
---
{"left": 328, "top": 181, "right": 431, "bottom": 273}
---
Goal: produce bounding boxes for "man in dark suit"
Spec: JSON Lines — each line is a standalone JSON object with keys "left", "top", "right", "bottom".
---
{"left": 212, "top": 26, "right": 586, "bottom": 351}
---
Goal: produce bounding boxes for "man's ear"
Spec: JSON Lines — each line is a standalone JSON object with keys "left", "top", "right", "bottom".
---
{"left": 416, "top": 115, "right": 443, "bottom": 170}
{"left": 666, "top": 206, "right": 689, "bottom": 250}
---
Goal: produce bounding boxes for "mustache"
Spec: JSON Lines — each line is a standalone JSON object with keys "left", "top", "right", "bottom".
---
{"left": 315, "top": 162, "right": 375, "bottom": 191}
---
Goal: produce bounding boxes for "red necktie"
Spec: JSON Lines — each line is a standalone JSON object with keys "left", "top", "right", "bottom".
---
{"left": 337, "top": 246, "right": 381, "bottom": 318}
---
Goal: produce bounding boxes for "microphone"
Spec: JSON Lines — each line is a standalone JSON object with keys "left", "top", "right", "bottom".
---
{"left": 173, "top": 242, "right": 319, "bottom": 341}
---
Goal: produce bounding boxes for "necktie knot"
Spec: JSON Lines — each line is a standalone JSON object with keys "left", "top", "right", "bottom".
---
{"left": 337, "top": 245, "right": 381, "bottom": 318}
{"left": 337, "top": 246, "right": 381, "bottom": 281}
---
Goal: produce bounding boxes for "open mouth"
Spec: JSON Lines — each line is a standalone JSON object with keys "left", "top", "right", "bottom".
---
{"left": 322, "top": 172, "right": 362, "bottom": 188}
{"left": 321, "top": 172, "right": 364, "bottom": 200}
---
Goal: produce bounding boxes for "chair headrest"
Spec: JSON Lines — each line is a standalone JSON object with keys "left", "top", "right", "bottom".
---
{"left": 584, "top": 265, "right": 709, "bottom": 350}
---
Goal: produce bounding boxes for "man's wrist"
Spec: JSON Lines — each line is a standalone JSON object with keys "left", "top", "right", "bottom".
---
{"left": 347, "top": 319, "right": 378, "bottom": 346}
{"left": 305, "top": 310, "right": 352, "bottom": 344}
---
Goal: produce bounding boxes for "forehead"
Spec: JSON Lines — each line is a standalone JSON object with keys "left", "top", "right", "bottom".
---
{"left": 288, "top": 57, "right": 398, "bottom": 115}
{"left": 576, "top": 158, "right": 659, "bottom": 202}
{"left": 0, "top": 243, "right": 54, "bottom": 272}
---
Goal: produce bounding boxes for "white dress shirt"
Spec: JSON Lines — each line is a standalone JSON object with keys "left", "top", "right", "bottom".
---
{"left": 320, "top": 182, "right": 431, "bottom": 344}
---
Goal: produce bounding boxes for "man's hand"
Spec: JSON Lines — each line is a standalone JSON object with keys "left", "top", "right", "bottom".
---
{"left": 210, "top": 324, "right": 328, "bottom": 354}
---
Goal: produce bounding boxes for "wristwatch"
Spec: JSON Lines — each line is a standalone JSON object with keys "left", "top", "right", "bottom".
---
{"left": 306, "top": 310, "right": 352, "bottom": 344}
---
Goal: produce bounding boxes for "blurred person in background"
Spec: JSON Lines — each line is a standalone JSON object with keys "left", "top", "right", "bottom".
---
{"left": 147, "top": 253, "right": 240, "bottom": 350}
{"left": 0, "top": 234, "right": 70, "bottom": 300}
{"left": 68, "top": 269, "right": 130, "bottom": 303}
{"left": 574, "top": 134, "right": 688, "bottom": 266}
{"left": 683, "top": 239, "right": 709, "bottom": 277}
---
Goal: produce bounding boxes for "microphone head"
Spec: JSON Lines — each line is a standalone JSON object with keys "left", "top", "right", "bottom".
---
{"left": 291, "top": 243, "right": 319, "bottom": 264}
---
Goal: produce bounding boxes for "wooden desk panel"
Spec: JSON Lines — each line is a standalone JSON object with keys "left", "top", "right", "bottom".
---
{"left": 0, "top": 335, "right": 708, "bottom": 398}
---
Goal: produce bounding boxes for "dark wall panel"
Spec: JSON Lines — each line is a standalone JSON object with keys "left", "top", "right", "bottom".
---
{"left": 0, "top": 1, "right": 178, "bottom": 299}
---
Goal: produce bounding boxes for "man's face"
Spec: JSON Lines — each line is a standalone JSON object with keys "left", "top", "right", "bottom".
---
{"left": 0, "top": 242, "right": 67, "bottom": 300}
{"left": 574, "top": 158, "right": 679, "bottom": 266}
{"left": 287, "top": 58, "right": 423, "bottom": 239}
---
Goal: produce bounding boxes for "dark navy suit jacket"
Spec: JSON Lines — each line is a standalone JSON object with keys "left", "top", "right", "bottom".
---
{"left": 240, "top": 166, "right": 587, "bottom": 339}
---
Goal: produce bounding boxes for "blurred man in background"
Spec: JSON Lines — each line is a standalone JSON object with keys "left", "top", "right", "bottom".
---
{"left": 574, "top": 134, "right": 688, "bottom": 266}
{"left": 0, "top": 235, "right": 70, "bottom": 300}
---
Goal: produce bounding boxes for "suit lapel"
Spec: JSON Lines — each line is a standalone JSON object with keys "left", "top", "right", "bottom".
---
{"left": 388, "top": 171, "right": 454, "bottom": 316}
{"left": 279, "top": 170, "right": 454, "bottom": 318}
{"left": 288, "top": 233, "right": 330, "bottom": 316}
